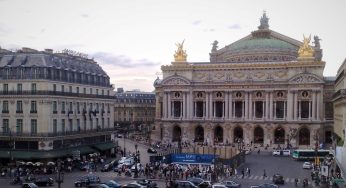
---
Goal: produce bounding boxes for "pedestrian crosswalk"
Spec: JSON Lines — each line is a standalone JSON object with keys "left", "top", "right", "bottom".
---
{"left": 229, "top": 174, "right": 312, "bottom": 184}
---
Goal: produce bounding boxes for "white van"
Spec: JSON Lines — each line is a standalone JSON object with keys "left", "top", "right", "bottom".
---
{"left": 272, "top": 150, "right": 290, "bottom": 156}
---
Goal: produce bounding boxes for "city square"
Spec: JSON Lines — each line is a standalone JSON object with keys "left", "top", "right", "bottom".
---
{"left": 0, "top": 0, "right": 346, "bottom": 188}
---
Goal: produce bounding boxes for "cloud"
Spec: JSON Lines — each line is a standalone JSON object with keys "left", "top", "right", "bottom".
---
{"left": 81, "top": 14, "right": 89, "bottom": 18}
{"left": 228, "top": 24, "right": 241, "bottom": 29}
{"left": 92, "top": 52, "right": 160, "bottom": 68}
{"left": 192, "top": 20, "right": 201, "bottom": 25}
{"left": 203, "top": 28, "right": 215, "bottom": 32}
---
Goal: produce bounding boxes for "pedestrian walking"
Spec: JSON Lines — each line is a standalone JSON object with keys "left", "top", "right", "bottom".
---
{"left": 263, "top": 169, "right": 266, "bottom": 178}
{"left": 234, "top": 168, "right": 238, "bottom": 176}
{"left": 241, "top": 169, "right": 244, "bottom": 179}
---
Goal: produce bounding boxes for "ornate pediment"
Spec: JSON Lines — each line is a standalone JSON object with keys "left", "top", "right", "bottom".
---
{"left": 289, "top": 73, "right": 323, "bottom": 84}
{"left": 161, "top": 76, "right": 190, "bottom": 86}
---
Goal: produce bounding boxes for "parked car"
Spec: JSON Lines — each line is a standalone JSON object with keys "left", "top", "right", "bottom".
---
{"left": 174, "top": 180, "right": 198, "bottom": 188}
{"left": 97, "top": 184, "right": 111, "bottom": 188}
{"left": 136, "top": 179, "right": 158, "bottom": 188}
{"left": 198, "top": 181, "right": 212, "bottom": 188}
{"left": 224, "top": 180, "right": 241, "bottom": 188}
{"left": 122, "top": 182, "right": 146, "bottom": 188}
{"left": 131, "top": 163, "right": 144, "bottom": 172}
{"left": 272, "top": 150, "right": 290, "bottom": 156}
{"left": 187, "top": 177, "right": 204, "bottom": 186}
{"left": 212, "top": 184, "right": 227, "bottom": 188}
{"left": 101, "top": 160, "right": 118, "bottom": 172}
{"left": 251, "top": 183, "right": 279, "bottom": 188}
{"left": 147, "top": 147, "right": 157, "bottom": 153}
{"left": 34, "top": 176, "right": 54, "bottom": 186}
{"left": 272, "top": 174, "right": 284, "bottom": 184}
{"left": 303, "top": 162, "right": 312, "bottom": 169}
{"left": 74, "top": 175, "right": 100, "bottom": 187}
{"left": 22, "top": 183, "right": 38, "bottom": 188}
{"left": 103, "top": 180, "right": 121, "bottom": 188}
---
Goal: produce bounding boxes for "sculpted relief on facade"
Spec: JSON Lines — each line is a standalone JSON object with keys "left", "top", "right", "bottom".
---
{"left": 289, "top": 73, "right": 323, "bottom": 84}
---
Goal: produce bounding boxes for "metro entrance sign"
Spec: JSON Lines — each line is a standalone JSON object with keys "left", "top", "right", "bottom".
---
{"left": 170, "top": 154, "right": 217, "bottom": 164}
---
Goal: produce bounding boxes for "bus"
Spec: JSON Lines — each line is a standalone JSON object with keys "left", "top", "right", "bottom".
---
{"left": 292, "top": 149, "right": 331, "bottom": 160}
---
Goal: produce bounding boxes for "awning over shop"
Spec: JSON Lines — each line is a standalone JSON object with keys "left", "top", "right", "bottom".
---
{"left": 93, "top": 142, "right": 116, "bottom": 151}
{"left": 0, "top": 146, "right": 97, "bottom": 159}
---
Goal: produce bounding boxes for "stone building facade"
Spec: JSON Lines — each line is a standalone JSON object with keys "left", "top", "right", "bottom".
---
{"left": 0, "top": 47, "right": 115, "bottom": 160}
{"left": 114, "top": 90, "right": 155, "bottom": 131}
{"left": 151, "top": 13, "right": 334, "bottom": 149}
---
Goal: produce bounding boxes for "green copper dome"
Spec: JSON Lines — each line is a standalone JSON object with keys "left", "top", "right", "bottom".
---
{"left": 229, "top": 38, "right": 296, "bottom": 52}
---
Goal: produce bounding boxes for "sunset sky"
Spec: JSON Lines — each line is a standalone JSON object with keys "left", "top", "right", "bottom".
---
{"left": 0, "top": 0, "right": 345, "bottom": 91}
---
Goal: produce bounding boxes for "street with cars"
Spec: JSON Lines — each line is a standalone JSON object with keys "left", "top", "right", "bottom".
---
{"left": 0, "top": 138, "right": 322, "bottom": 188}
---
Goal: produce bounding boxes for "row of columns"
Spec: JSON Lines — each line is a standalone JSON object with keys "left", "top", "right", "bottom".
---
{"left": 161, "top": 90, "right": 322, "bottom": 121}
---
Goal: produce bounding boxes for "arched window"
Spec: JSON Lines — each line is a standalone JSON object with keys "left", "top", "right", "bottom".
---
{"left": 214, "top": 126, "right": 223, "bottom": 143}
{"left": 234, "top": 127, "right": 243, "bottom": 142}
{"left": 172, "top": 126, "right": 181, "bottom": 142}
{"left": 254, "top": 127, "right": 264, "bottom": 143}
{"left": 299, "top": 128, "right": 310, "bottom": 145}
{"left": 195, "top": 126, "right": 204, "bottom": 142}
{"left": 274, "top": 127, "right": 285, "bottom": 144}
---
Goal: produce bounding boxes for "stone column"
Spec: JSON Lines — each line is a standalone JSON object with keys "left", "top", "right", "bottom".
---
{"left": 209, "top": 92, "right": 213, "bottom": 119}
{"left": 249, "top": 92, "right": 253, "bottom": 120}
{"left": 312, "top": 91, "right": 316, "bottom": 120}
{"left": 316, "top": 91, "right": 320, "bottom": 121}
{"left": 168, "top": 92, "right": 171, "bottom": 119}
{"left": 183, "top": 92, "right": 186, "bottom": 119}
{"left": 206, "top": 92, "right": 209, "bottom": 119}
{"left": 287, "top": 91, "right": 292, "bottom": 121}
{"left": 245, "top": 92, "right": 249, "bottom": 120}
{"left": 284, "top": 101, "right": 286, "bottom": 120}
{"left": 273, "top": 101, "right": 276, "bottom": 119}
{"left": 194, "top": 101, "right": 197, "bottom": 118}
{"left": 294, "top": 91, "right": 298, "bottom": 120}
{"left": 229, "top": 92, "right": 233, "bottom": 120}
{"left": 225, "top": 92, "right": 229, "bottom": 120}
{"left": 265, "top": 92, "right": 269, "bottom": 120}
{"left": 269, "top": 92, "right": 273, "bottom": 120}
{"left": 162, "top": 92, "right": 167, "bottom": 119}
{"left": 189, "top": 90, "right": 193, "bottom": 119}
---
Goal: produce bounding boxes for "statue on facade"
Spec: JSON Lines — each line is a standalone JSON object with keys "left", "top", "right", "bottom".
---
{"left": 298, "top": 35, "right": 314, "bottom": 58}
{"left": 211, "top": 40, "right": 218, "bottom": 52}
{"left": 258, "top": 11, "right": 269, "bottom": 29}
{"left": 313, "top": 36, "right": 321, "bottom": 49}
{"left": 174, "top": 40, "right": 187, "bottom": 62}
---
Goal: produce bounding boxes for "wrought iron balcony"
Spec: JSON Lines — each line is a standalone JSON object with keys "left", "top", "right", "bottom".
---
{"left": 0, "top": 90, "right": 115, "bottom": 100}
{"left": 0, "top": 127, "right": 116, "bottom": 138}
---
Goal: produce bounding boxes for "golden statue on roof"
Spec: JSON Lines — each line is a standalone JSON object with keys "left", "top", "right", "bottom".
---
{"left": 174, "top": 40, "right": 187, "bottom": 62}
{"left": 298, "top": 34, "right": 314, "bottom": 59}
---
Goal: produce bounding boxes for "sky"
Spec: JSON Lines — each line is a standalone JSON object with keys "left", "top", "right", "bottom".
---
{"left": 0, "top": 0, "right": 345, "bottom": 92}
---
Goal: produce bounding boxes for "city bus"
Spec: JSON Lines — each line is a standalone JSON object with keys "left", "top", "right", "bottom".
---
{"left": 292, "top": 149, "right": 331, "bottom": 160}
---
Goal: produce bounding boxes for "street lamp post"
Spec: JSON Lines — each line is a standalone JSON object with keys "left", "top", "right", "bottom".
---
{"left": 56, "top": 159, "right": 63, "bottom": 188}
{"left": 313, "top": 133, "right": 320, "bottom": 186}
{"left": 213, "top": 146, "right": 217, "bottom": 183}
{"left": 134, "top": 144, "right": 139, "bottom": 178}
{"left": 123, "top": 126, "right": 126, "bottom": 157}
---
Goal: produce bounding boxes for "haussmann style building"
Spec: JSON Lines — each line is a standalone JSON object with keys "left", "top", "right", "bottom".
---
{"left": 0, "top": 47, "right": 115, "bottom": 161}
{"left": 151, "top": 13, "right": 335, "bottom": 149}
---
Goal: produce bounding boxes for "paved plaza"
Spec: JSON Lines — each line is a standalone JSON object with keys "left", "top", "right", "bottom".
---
{"left": 0, "top": 139, "right": 315, "bottom": 188}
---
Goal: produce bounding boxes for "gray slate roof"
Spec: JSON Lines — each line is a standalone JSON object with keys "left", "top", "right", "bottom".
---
{"left": 0, "top": 51, "right": 108, "bottom": 76}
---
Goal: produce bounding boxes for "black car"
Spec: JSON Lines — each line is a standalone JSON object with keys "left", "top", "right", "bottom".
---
{"left": 101, "top": 161, "right": 117, "bottom": 172}
{"left": 272, "top": 174, "right": 284, "bottom": 185}
{"left": 136, "top": 179, "right": 158, "bottom": 188}
{"left": 187, "top": 177, "right": 204, "bottom": 186}
{"left": 74, "top": 175, "right": 100, "bottom": 187}
{"left": 224, "top": 180, "right": 241, "bottom": 188}
{"left": 147, "top": 147, "right": 157, "bottom": 153}
{"left": 34, "top": 176, "right": 54, "bottom": 186}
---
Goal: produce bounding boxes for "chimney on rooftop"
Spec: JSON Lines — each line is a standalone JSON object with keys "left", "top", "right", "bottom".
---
{"left": 44, "top": 49, "right": 53, "bottom": 53}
